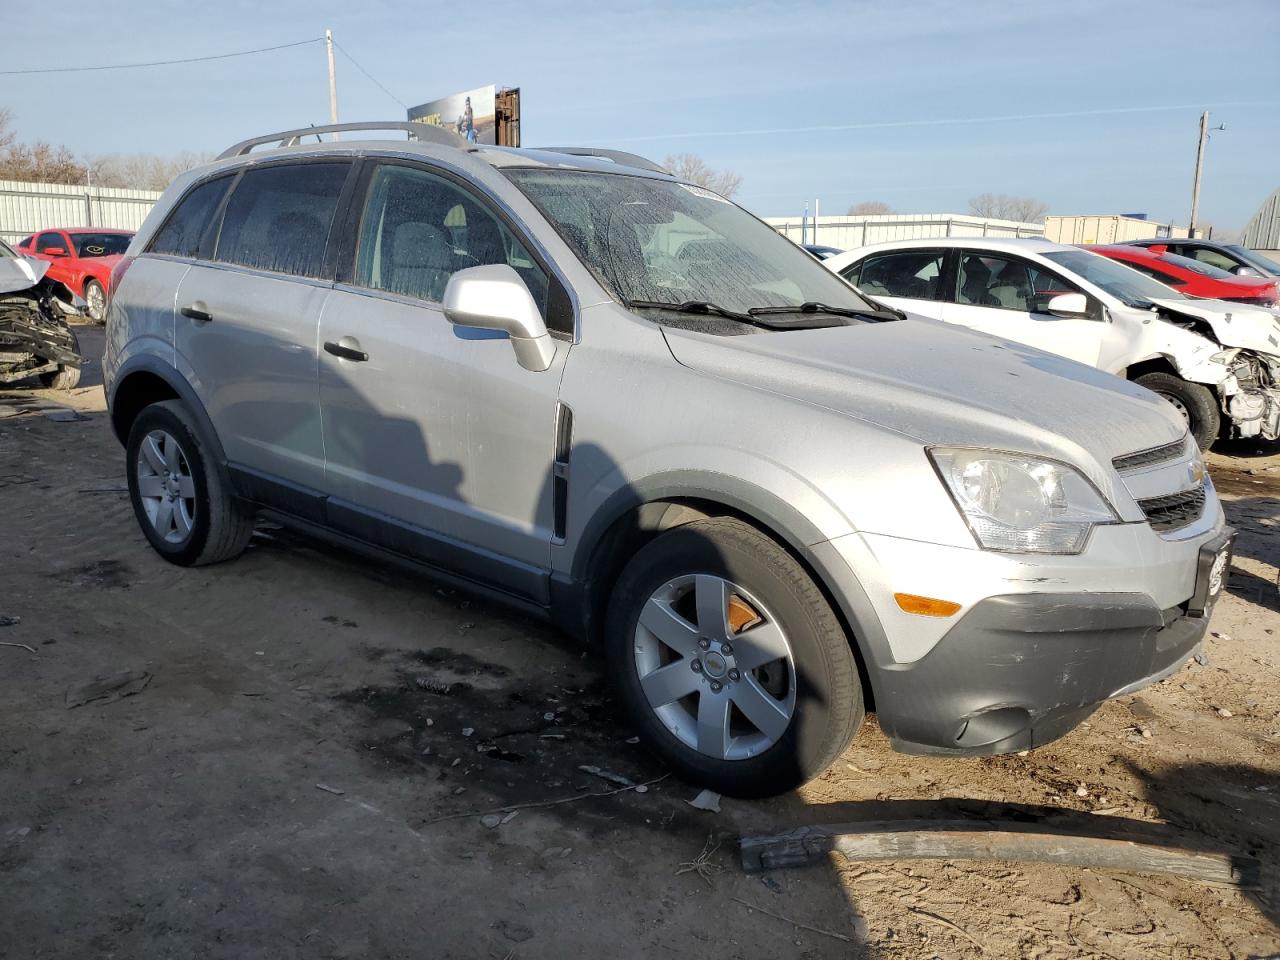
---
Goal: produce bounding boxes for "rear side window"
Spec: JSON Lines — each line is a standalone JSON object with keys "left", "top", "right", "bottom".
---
{"left": 1185, "top": 246, "right": 1238, "bottom": 272}
{"left": 213, "top": 162, "right": 350, "bottom": 278}
{"left": 850, "top": 251, "right": 946, "bottom": 300}
{"left": 149, "top": 176, "right": 232, "bottom": 258}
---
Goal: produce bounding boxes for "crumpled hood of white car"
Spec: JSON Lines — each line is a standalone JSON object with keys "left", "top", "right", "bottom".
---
{"left": 0, "top": 256, "right": 47, "bottom": 295}
{"left": 1150, "top": 297, "right": 1280, "bottom": 356}
{"left": 663, "top": 316, "right": 1185, "bottom": 467}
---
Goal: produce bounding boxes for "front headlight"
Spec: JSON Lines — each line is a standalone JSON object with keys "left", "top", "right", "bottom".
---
{"left": 929, "top": 448, "right": 1118, "bottom": 554}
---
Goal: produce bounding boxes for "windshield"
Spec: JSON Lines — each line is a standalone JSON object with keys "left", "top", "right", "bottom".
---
{"left": 504, "top": 169, "right": 876, "bottom": 316}
{"left": 69, "top": 232, "right": 131, "bottom": 257}
{"left": 1225, "top": 244, "right": 1280, "bottom": 275}
{"left": 1046, "top": 249, "right": 1183, "bottom": 308}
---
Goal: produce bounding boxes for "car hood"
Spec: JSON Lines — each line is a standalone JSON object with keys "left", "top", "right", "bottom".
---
{"left": 0, "top": 256, "right": 48, "bottom": 294}
{"left": 663, "top": 317, "right": 1185, "bottom": 471}
{"left": 1150, "top": 297, "right": 1280, "bottom": 355}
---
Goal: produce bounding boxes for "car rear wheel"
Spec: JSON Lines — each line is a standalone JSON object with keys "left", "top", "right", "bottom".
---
{"left": 1134, "top": 372, "right": 1221, "bottom": 450}
{"left": 83, "top": 279, "right": 106, "bottom": 323}
{"left": 605, "top": 517, "right": 864, "bottom": 798}
{"left": 126, "top": 400, "right": 254, "bottom": 566}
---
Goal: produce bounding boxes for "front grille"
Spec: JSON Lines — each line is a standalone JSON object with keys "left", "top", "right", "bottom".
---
{"left": 1113, "top": 438, "right": 1187, "bottom": 473}
{"left": 1137, "top": 485, "right": 1206, "bottom": 533}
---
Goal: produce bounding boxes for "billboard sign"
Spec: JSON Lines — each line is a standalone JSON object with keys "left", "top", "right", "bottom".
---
{"left": 407, "top": 85, "right": 497, "bottom": 145}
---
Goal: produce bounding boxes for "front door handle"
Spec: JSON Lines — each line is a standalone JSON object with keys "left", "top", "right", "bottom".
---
{"left": 323, "top": 337, "right": 369, "bottom": 362}
{"left": 181, "top": 303, "right": 213, "bottom": 323}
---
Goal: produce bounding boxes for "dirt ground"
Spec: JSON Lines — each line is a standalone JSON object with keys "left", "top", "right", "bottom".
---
{"left": 2, "top": 323, "right": 1277, "bottom": 959}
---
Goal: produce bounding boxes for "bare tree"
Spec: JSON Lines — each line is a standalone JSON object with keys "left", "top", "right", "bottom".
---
{"left": 0, "top": 109, "right": 14, "bottom": 155}
{"left": 0, "top": 141, "right": 88, "bottom": 185}
{"left": 847, "top": 201, "right": 892, "bottom": 216}
{"left": 662, "top": 153, "right": 743, "bottom": 199}
{"left": 88, "top": 151, "right": 214, "bottom": 191}
{"left": 968, "top": 193, "right": 1049, "bottom": 223}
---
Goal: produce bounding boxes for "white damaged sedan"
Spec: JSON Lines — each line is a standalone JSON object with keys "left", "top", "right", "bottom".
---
{"left": 826, "top": 238, "right": 1280, "bottom": 448}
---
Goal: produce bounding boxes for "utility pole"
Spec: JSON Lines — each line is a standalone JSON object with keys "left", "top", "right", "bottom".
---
{"left": 1188, "top": 111, "right": 1208, "bottom": 237}
{"left": 813, "top": 198, "right": 820, "bottom": 246}
{"left": 326, "top": 29, "right": 339, "bottom": 138}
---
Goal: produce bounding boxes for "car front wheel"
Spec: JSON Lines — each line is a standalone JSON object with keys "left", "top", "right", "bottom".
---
{"left": 606, "top": 517, "right": 864, "bottom": 798}
{"left": 83, "top": 279, "right": 106, "bottom": 322}
{"left": 1134, "top": 372, "right": 1221, "bottom": 450}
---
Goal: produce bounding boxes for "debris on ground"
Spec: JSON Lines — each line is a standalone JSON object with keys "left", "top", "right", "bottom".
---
{"left": 1217, "top": 707, "right": 1234, "bottom": 718}
{"left": 315, "top": 783, "right": 345, "bottom": 796}
{"left": 578, "top": 764, "right": 636, "bottom": 788}
{"left": 64, "top": 670, "right": 151, "bottom": 709}
{"left": 731, "top": 896, "right": 852, "bottom": 943}
{"left": 0, "top": 641, "right": 37, "bottom": 654}
{"left": 675, "top": 835, "right": 724, "bottom": 886}
{"left": 0, "top": 615, "right": 21, "bottom": 627}
{"left": 687, "top": 789, "right": 721, "bottom": 813}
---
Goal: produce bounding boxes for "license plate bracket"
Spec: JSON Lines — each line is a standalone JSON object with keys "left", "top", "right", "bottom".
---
{"left": 1188, "top": 529, "right": 1235, "bottom": 618}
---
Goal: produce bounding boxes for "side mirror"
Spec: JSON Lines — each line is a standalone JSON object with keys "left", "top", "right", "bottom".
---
{"left": 1233, "top": 265, "right": 1263, "bottom": 278}
{"left": 43, "top": 246, "right": 68, "bottom": 257}
{"left": 442, "top": 264, "right": 555, "bottom": 372}
{"left": 1046, "top": 292, "right": 1090, "bottom": 318}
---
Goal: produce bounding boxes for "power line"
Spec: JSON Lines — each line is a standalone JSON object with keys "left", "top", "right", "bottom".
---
{"left": 332, "top": 39, "right": 408, "bottom": 109}
{"left": 0, "top": 37, "right": 324, "bottom": 76}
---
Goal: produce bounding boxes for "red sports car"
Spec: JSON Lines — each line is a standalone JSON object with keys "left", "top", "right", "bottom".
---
{"left": 1085, "top": 243, "right": 1280, "bottom": 307}
{"left": 16, "top": 227, "right": 134, "bottom": 321}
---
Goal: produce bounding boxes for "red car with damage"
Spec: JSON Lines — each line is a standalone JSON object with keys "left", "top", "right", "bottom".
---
{"left": 16, "top": 227, "right": 134, "bottom": 321}
{"left": 1085, "top": 243, "right": 1280, "bottom": 307}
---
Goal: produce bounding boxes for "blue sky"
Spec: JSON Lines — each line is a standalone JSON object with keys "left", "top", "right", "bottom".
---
{"left": 5, "top": 0, "right": 1278, "bottom": 230}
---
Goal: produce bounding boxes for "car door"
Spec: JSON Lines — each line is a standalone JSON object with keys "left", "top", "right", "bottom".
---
{"left": 838, "top": 249, "right": 949, "bottom": 319}
{"left": 940, "top": 251, "right": 1105, "bottom": 366}
{"left": 173, "top": 159, "right": 355, "bottom": 502}
{"left": 32, "top": 231, "right": 73, "bottom": 284}
{"left": 316, "top": 160, "right": 568, "bottom": 601}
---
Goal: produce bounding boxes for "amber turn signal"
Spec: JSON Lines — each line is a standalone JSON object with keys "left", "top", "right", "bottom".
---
{"left": 894, "top": 593, "right": 962, "bottom": 617}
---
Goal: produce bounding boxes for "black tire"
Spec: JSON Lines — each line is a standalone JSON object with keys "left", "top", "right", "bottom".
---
{"left": 1134, "top": 372, "right": 1221, "bottom": 450}
{"left": 38, "top": 329, "right": 81, "bottom": 390}
{"left": 605, "top": 517, "right": 864, "bottom": 798}
{"left": 125, "top": 400, "right": 254, "bottom": 566}
{"left": 83, "top": 279, "right": 106, "bottom": 323}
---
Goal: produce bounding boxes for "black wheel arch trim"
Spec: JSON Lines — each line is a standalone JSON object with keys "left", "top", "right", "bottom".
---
{"left": 560, "top": 469, "right": 895, "bottom": 705}
{"left": 108, "top": 354, "right": 228, "bottom": 468}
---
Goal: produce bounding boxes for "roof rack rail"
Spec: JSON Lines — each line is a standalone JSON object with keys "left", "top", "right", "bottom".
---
{"left": 217, "top": 121, "right": 468, "bottom": 161}
{"left": 537, "top": 147, "right": 668, "bottom": 175}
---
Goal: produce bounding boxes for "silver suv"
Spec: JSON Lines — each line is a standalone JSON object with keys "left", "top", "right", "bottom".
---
{"left": 104, "top": 122, "right": 1234, "bottom": 797}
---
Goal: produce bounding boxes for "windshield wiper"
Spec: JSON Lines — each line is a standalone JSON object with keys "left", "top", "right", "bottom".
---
{"left": 748, "top": 301, "right": 903, "bottom": 322}
{"left": 627, "top": 299, "right": 769, "bottom": 327}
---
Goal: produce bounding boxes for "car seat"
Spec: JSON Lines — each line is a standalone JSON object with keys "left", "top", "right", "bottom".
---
{"left": 387, "top": 222, "right": 454, "bottom": 301}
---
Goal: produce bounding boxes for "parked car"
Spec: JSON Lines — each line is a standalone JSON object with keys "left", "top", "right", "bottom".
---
{"left": 106, "top": 122, "right": 1232, "bottom": 797}
{"left": 1126, "top": 238, "right": 1280, "bottom": 279}
{"left": 826, "top": 238, "right": 1280, "bottom": 449}
{"left": 0, "top": 238, "right": 83, "bottom": 389}
{"left": 802, "top": 244, "right": 844, "bottom": 260}
{"left": 1086, "top": 244, "right": 1280, "bottom": 306}
{"left": 16, "top": 227, "right": 134, "bottom": 321}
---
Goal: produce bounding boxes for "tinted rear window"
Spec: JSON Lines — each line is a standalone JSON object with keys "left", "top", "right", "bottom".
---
{"left": 149, "top": 176, "right": 232, "bottom": 258}
{"left": 213, "top": 162, "right": 350, "bottom": 278}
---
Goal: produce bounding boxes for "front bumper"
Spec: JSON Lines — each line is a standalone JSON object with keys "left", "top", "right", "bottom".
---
{"left": 875, "top": 590, "right": 1210, "bottom": 755}
{"left": 813, "top": 521, "right": 1234, "bottom": 756}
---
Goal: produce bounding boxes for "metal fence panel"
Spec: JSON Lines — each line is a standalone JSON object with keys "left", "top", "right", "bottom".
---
{"left": 765, "top": 213, "right": 1044, "bottom": 250}
{"left": 0, "top": 179, "right": 162, "bottom": 244}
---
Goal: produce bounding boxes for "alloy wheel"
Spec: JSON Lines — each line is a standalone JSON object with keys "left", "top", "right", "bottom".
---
{"left": 633, "top": 574, "right": 796, "bottom": 761}
{"left": 136, "top": 429, "right": 196, "bottom": 544}
{"left": 86, "top": 283, "right": 106, "bottom": 322}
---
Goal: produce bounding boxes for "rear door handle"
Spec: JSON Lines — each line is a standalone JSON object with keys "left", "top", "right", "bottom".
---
{"left": 323, "top": 337, "right": 369, "bottom": 362}
{"left": 181, "top": 303, "right": 212, "bottom": 323}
